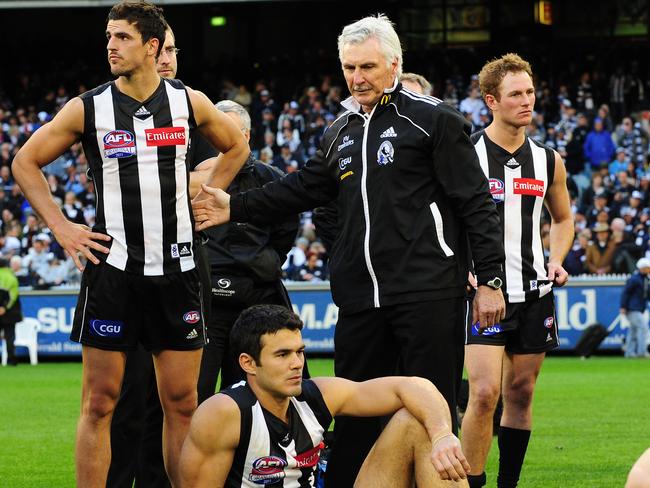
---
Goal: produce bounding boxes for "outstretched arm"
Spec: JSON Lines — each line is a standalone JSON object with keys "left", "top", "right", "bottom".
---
{"left": 314, "top": 376, "right": 470, "bottom": 481}
{"left": 179, "top": 394, "right": 240, "bottom": 488}
{"left": 545, "top": 152, "right": 574, "bottom": 286}
{"left": 12, "top": 98, "right": 111, "bottom": 271}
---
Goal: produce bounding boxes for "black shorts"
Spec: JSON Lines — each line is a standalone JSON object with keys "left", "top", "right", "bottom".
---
{"left": 70, "top": 262, "right": 206, "bottom": 351}
{"left": 465, "top": 292, "right": 559, "bottom": 354}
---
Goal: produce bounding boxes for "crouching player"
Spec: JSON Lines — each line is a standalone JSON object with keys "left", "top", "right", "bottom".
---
{"left": 179, "top": 304, "right": 470, "bottom": 487}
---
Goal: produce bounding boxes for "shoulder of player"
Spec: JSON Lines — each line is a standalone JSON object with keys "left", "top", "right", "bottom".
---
{"left": 190, "top": 393, "right": 241, "bottom": 449}
{"left": 470, "top": 128, "right": 486, "bottom": 145}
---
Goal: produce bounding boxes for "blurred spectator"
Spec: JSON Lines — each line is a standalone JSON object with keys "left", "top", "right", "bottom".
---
{"left": 609, "top": 67, "right": 627, "bottom": 123}
{"left": 22, "top": 233, "right": 53, "bottom": 279}
{"left": 282, "top": 236, "right": 308, "bottom": 279}
{"left": 584, "top": 117, "right": 616, "bottom": 170}
{"left": 296, "top": 252, "right": 326, "bottom": 282}
{"left": 610, "top": 217, "right": 641, "bottom": 274}
{"left": 564, "top": 229, "right": 591, "bottom": 275}
{"left": 61, "top": 191, "right": 86, "bottom": 225}
{"left": 585, "top": 222, "right": 616, "bottom": 274}
{"left": 272, "top": 143, "right": 300, "bottom": 174}
{"left": 619, "top": 258, "right": 650, "bottom": 358}
{"left": 232, "top": 84, "right": 252, "bottom": 110}
{"left": 609, "top": 147, "right": 630, "bottom": 177}
{"left": 459, "top": 87, "right": 485, "bottom": 127}
{"left": 615, "top": 117, "right": 647, "bottom": 167}
{"left": 565, "top": 112, "right": 589, "bottom": 175}
{"left": 575, "top": 72, "right": 595, "bottom": 112}
{"left": 9, "top": 255, "right": 31, "bottom": 287}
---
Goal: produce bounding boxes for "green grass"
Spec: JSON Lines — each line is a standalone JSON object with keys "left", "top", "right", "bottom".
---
{"left": 0, "top": 358, "right": 648, "bottom": 487}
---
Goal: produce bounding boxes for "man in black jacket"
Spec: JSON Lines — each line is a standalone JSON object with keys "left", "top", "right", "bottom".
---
{"left": 193, "top": 14, "right": 505, "bottom": 488}
{"left": 193, "top": 100, "right": 300, "bottom": 402}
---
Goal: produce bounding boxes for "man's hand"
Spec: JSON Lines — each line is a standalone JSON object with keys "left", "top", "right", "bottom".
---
{"left": 192, "top": 184, "right": 231, "bottom": 231}
{"left": 430, "top": 433, "right": 470, "bottom": 481}
{"left": 547, "top": 262, "right": 569, "bottom": 287}
{"left": 472, "top": 286, "right": 505, "bottom": 332}
{"left": 51, "top": 220, "right": 111, "bottom": 272}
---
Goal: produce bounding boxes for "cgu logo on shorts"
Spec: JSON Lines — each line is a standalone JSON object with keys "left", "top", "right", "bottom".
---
{"left": 103, "top": 130, "right": 136, "bottom": 159}
{"left": 249, "top": 456, "right": 287, "bottom": 484}
{"left": 183, "top": 311, "right": 201, "bottom": 324}
{"left": 145, "top": 127, "right": 186, "bottom": 147}
{"left": 472, "top": 323, "right": 502, "bottom": 336}
{"left": 90, "top": 319, "right": 124, "bottom": 338}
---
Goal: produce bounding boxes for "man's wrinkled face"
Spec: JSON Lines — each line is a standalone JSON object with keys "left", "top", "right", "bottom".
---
{"left": 341, "top": 37, "right": 397, "bottom": 113}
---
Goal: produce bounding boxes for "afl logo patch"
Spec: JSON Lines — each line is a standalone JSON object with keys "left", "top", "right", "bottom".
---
{"left": 183, "top": 311, "right": 201, "bottom": 324}
{"left": 489, "top": 178, "right": 505, "bottom": 202}
{"left": 544, "top": 316, "right": 554, "bottom": 329}
{"left": 249, "top": 456, "right": 287, "bottom": 484}
{"left": 103, "top": 130, "right": 136, "bottom": 158}
{"left": 377, "top": 140, "right": 394, "bottom": 166}
{"left": 217, "top": 278, "right": 231, "bottom": 289}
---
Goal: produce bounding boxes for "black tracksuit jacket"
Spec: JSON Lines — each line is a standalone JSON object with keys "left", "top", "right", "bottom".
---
{"left": 231, "top": 82, "right": 504, "bottom": 314}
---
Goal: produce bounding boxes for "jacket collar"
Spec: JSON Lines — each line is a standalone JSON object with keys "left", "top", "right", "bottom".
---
{"left": 341, "top": 78, "right": 401, "bottom": 115}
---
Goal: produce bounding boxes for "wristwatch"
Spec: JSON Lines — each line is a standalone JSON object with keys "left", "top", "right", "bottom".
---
{"left": 485, "top": 277, "right": 503, "bottom": 290}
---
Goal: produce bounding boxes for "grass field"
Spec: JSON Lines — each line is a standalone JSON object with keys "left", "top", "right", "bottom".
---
{"left": 1, "top": 357, "right": 649, "bottom": 487}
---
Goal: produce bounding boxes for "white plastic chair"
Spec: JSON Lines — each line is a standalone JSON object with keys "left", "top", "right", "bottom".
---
{"left": 1, "top": 317, "right": 41, "bottom": 366}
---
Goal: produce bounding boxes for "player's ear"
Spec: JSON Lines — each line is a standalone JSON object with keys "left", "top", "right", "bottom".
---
{"left": 485, "top": 93, "right": 498, "bottom": 111}
{"left": 239, "top": 353, "right": 257, "bottom": 375}
{"left": 147, "top": 37, "right": 160, "bottom": 58}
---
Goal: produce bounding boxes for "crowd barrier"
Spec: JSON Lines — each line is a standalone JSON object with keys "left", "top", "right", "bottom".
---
{"left": 14, "top": 276, "right": 634, "bottom": 356}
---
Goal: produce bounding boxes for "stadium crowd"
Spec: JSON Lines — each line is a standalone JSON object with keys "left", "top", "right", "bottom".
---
{"left": 2, "top": 64, "right": 650, "bottom": 286}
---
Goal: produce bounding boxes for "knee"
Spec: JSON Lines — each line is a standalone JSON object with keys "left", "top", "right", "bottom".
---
{"left": 82, "top": 389, "right": 119, "bottom": 422}
{"left": 161, "top": 388, "right": 197, "bottom": 419}
{"left": 503, "top": 378, "right": 535, "bottom": 411}
{"left": 391, "top": 408, "right": 428, "bottom": 440}
{"left": 468, "top": 382, "right": 501, "bottom": 415}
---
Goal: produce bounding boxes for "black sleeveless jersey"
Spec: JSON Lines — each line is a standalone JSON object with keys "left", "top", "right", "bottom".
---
{"left": 80, "top": 78, "right": 197, "bottom": 276}
{"left": 222, "top": 380, "right": 332, "bottom": 487}
{"left": 471, "top": 130, "right": 556, "bottom": 303}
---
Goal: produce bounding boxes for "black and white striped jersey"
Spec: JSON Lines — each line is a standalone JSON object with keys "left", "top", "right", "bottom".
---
{"left": 471, "top": 130, "right": 556, "bottom": 303}
{"left": 222, "top": 380, "right": 332, "bottom": 488}
{"left": 80, "top": 78, "right": 196, "bottom": 276}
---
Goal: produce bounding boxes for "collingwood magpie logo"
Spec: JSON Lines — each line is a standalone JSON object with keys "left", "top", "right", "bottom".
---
{"left": 377, "top": 140, "right": 395, "bottom": 165}
{"left": 380, "top": 126, "right": 397, "bottom": 138}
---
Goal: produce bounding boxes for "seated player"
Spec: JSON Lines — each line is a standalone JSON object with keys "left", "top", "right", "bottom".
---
{"left": 179, "top": 304, "right": 470, "bottom": 487}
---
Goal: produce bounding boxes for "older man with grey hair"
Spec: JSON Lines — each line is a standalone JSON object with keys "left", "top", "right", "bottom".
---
{"left": 193, "top": 15, "right": 505, "bottom": 487}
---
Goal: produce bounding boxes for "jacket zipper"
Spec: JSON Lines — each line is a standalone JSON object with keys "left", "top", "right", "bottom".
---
{"left": 360, "top": 106, "right": 381, "bottom": 308}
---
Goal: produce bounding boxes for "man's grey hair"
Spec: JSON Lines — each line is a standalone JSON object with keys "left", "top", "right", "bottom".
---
{"left": 215, "top": 100, "right": 251, "bottom": 132}
{"left": 338, "top": 14, "right": 403, "bottom": 78}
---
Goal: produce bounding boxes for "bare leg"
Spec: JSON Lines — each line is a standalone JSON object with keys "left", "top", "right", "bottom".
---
{"left": 75, "top": 346, "right": 126, "bottom": 488}
{"left": 355, "top": 408, "right": 468, "bottom": 488}
{"left": 627, "top": 448, "right": 650, "bottom": 488}
{"left": 461, "top": 344, "right": 504, "bottom": 475}
{"left": 500, "top": 353, "right": 545, "bottom": 429}
{"left": 153, "top": 349, "right": 202, "bottom": 488}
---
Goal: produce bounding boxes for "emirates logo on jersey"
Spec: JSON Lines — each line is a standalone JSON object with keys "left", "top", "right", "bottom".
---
{"left": 513, "top": 178, "right": 544, "bottom": 197}
{"left": 145, "top": 127, "right": 186, "bottom": 146}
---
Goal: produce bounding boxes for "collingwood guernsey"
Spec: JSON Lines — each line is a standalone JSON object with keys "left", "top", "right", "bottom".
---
{"left": 471, "top": 130, "right": 555, "bottom": 303}
{"left": 80, "top": 78, "right": 196, "bottom": 276}
{"left": 222, "top": 380, "right": 332, "bottom": 488}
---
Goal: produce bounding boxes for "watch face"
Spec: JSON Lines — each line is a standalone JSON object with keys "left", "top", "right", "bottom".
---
{"left": 488, "top": 277, "right": 502, "bottom": 289}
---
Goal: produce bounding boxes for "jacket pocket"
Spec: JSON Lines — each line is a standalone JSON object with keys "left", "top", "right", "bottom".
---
{"left": 429, "top": 202, "right": 454, "bottom": 257}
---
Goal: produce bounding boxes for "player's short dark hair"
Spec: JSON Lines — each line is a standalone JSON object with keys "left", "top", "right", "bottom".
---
{"left": 108, "top": 1, "right": 168, "bottom": 57}
{"left": 479, "top": 53, "right": 533, "bottom": 102}
{"left": 230, "top": 305, "right": 303, "bottom": 364}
